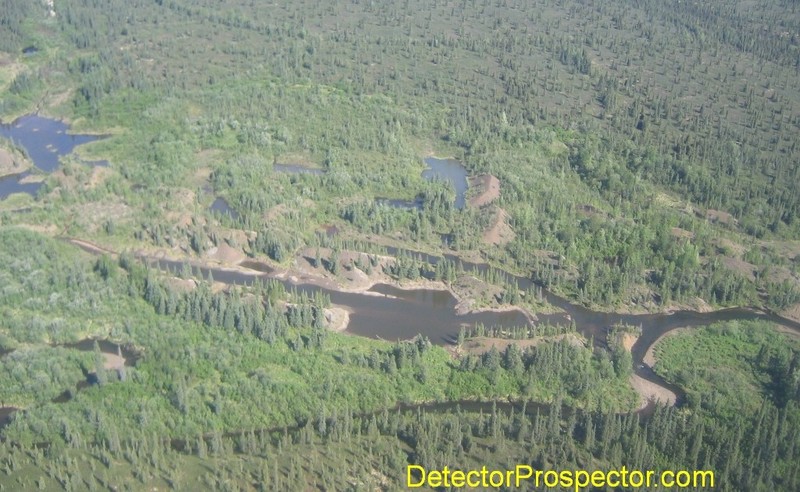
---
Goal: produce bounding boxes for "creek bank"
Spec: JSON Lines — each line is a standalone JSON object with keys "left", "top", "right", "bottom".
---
{"left": 324, "top": 306, "right": 351, "bottom": 333}
{"left": 290, "top": 246, "right": 535, "bottom": 322}
{"left": 622, "top": 332, "right": 679, "bottom": 408}
{"left": 629, "top": 374, "right": 677, "bottom": 408}
{"left": 467, "top": 174, "right": 500, "bottom": 208}
{"left": 65, "top": 238, "right": 534, "bottom": 344}
{"left": 780, "top": 302, "right": 800, "bottom": 325}
{"left": 63, "top": 237, "right": 800, "bottom": 411}
{"left": 0, "top": 147, "right": 31, "bottom": 178}
{"left": 0, "top": 407, "right": 18, "bottom": 428}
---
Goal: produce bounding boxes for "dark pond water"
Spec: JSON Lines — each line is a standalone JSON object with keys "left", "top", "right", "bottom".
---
{"left": 387, "top": 397, "right": 665, "bottom": 420}
{"left": 0, "top": 407, "right": 15, "bottom": 429}
{"left": 210, "top": 197, "right": 239, "bottom": 220}
{"left": 0, "top": 115, "right": 104, "bottom": 173}
{"left": 274, "top": 163, "right": 325, "bottom": 175}
{"left": 60, "top": 338, "right": 140, "bottom": 363}
{"left": 169, "top": 394, "right": 670, "bottom": 456}
{"left": 0, "top": 172, "right": 41, "bottom": 200}
{"left": 0, "top": 114, "right": 106, "bottom": 198}
{"left": 376, "top": 157, "right": 469, "bottom": 210}
{"left": 49, "top": 339, "right": 139, "bottom": 403}
{"left": 423, "top": 157, "right": 469, "bottom": 210}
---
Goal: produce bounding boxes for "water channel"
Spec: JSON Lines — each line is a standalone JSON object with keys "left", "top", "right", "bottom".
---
{"left": 136, "top": 249, "right": 800, "bottom": 407}
{"left": 6, "top": 114, "right": 800, "bottom": 418}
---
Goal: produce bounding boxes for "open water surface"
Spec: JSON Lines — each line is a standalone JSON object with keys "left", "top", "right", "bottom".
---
{"left": 0, "top": 114, "right": 106, "bottom": 199}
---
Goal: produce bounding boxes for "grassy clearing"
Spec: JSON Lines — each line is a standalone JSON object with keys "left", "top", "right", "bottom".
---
{"left": 653, "top": 320, "right": 800, "bottom": 420}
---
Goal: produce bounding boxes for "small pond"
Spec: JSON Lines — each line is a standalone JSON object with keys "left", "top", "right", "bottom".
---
{"left": 0, "top": 114, "right": 106, "bottom": 199}
{"left": 423, "top": 156, "right": 468, "bottom": 210}
{"left": 210, "top": 197, "right": 239, "bottom": 220}
{"left": 0, "top": 172, "right": 41, "bottom": 200}
{"left": 377, "top": 157, "right": 469, "bottom": 210}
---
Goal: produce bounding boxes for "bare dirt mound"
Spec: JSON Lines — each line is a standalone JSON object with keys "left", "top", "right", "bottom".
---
{"left": 670, "top": 227, "right": 694, "bottom": 240}
{"left": 721, "top": 256, "right": 756, "bottom": 281}
{"left": 100, "top": 353, "right": 126, "bottom": 372}
{"left": 623, "top": 331, "right": 679, "bottom": 408}
{"left": 324, "top": 306, "right": 351, "bottom": 332}
{"left": 165, "top": 277, "right": 197, "bottom": 292}
{"left": 483, "top": 207, "right": 515, "bottom": 246}
{"left": 207, "top": 243, "right": 245, "bottom": 265}
{"left": 468, "top": 174, "right": 500, "bottom": 208}
{"left": 704, "top": 208, "right": 736, "bottom": 225}
{"left": 630, "top": 374, "right": 678, "bottom": 407}
{"left": 621, "top": 332, "right": 637, "bottom": 352}
{"left": 577, "top": 204, "right": 607, "bottom": 219}
{"left": 0, "top": 148, "right": 31, "bottom": 177}
{"left": 87, "top": 166, "right": 112, "bottom": 189}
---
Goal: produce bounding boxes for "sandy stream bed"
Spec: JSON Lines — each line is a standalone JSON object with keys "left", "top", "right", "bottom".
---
{"left": 622, "top": 333, "right": 679, "bottom": 408}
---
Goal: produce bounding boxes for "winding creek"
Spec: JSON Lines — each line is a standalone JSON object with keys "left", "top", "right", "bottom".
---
{"left": 4, "top": 114, "right": 800, "bottom": 430}
{"left": 138, "top": 249, "right": 800, "bottom": 409}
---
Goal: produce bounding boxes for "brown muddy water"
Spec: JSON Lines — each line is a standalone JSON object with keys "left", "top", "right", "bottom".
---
{"left": 145, "top": 248, "right": 800, "bottom": 409}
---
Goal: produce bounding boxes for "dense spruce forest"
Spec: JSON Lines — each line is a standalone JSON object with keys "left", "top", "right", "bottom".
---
{"left": 1, "top": 0, "right": 799, "bottom": 310}
{"left": 0, "top": 221, "right": 797, "bottom": 490}
{"left": 1, "top": 0, "right": 800, "bottom": 490}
